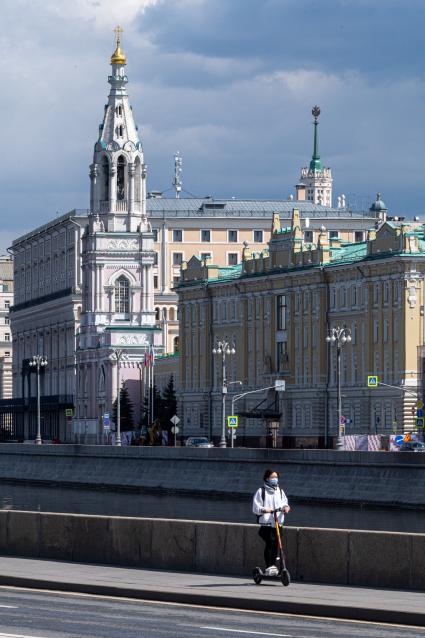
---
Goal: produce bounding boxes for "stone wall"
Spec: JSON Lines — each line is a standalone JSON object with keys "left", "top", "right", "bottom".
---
{"left": 0, "top": 444, "right": 424, "bottom": 507}
{"left": 0, "top": 511, "right": 423, "bottom": 590}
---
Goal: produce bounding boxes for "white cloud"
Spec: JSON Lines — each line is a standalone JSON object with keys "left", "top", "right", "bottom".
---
{"left": 38, "top": 0, "right": 159, "bottom": 29}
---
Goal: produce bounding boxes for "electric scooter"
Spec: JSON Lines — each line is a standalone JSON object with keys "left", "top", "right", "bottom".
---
{"left": 252, "top": 508, "right": 291, "bottom": 587}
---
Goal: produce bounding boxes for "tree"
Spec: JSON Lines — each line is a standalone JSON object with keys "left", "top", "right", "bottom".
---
{"left": 141, "top": 383, "right": 163, "bottom": 427}
{"left": 112, "top": 383, "right": 135, "bottom": 430}
{"left": 160, "top": 375, "right": 177, "bottom": 432}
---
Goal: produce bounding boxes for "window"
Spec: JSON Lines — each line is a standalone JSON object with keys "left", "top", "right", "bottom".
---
{"left": 114, "top": 276, "right": 130, "bottom": 314}
{"left": 154, "top": 275, "right": 158, "bottom": 289}
{"left": 304, "top": 230, "right": 313, "bottom": 243}
{"left": 4, "top": 351, "right": 10, "bottom": 357}
{"left": 173, "top": 253, "right": 183, "bottom": 266}
{"left": 253, "top": 230, "right": 263, "bottom": 243}
{"left": 101, "top": 157, "right": 109, "bottom": 201}
{"left": 352, "top": 286, "right": 357, "bottom": 307}
{"left": 5, "top": 317, "right": 9, "bottom": 325}
{"left": 228, "top": 230, "right": 238, "bottom": 243}
{"left": 201, "top": 229, "right": 211, "bottom": 242}
{"left": 329, "top": 231, "right": 339, "bottom": 239}
{"left": 5, "top": 300, "right": 10, "bottom": 308}
{"left": 173, "top": 229, "right": 183, "bottom": 242}
{"left": 373, "top": 320, "right": 379, "bottom": 343}
{"left": 228, "top": 253, "right": 238, "bottom": 266}
{"left": 277, "top": 295, "right": 286, "bottom": 330}
{"left": 383, "top": 282, "right": 389, "bottom": 303}
{"left": 155, "top": 308, "right": 160, "bottom": 321}
{"left": 277, "top": 341, "right": 288, "bottom": 372}
{"left": 152, "top": 229, "right": 158, "bottom": 242}
{"left": 200, "top": 252, "right": 211, "bottom": 261}
{"left": 173, "top": 336, "right": 179, "bottom": 353}
{"left": 2, "top": 284, "right": 8, "bottom": 292}
{"left": 4, "top": 333, "right": 10, "bottom": 342}
{"left": 153, "top": 252, "right": 158, "bottom": 266}
{"left": 355, "top": 231, "right": 364, "bottom": 243}
{"left": 117, "top": 155, "right": 126, "bottom": 200}
{"left": 173, "top": 276, "right": 180, "bottom": 287}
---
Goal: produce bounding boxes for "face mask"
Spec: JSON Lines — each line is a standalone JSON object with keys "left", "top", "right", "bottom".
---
{"left": 266, "top": 478, "right": 278, "bottom": 488}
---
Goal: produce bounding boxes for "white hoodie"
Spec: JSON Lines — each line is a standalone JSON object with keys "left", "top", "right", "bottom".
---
{"left": 252, "top": 483, "right": 289, "bottom": 526}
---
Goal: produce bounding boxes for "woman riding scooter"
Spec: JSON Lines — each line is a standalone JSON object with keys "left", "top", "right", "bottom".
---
{"left": 252, "top": 469, "right": 290, "bottom": 576}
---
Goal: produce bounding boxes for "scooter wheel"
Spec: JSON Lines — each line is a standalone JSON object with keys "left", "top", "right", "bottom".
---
{"left": 280, "top": 569, "right": 291, "bottom": 587}
{"left": 252, "top": 567, "right": 262, "bottom": 585}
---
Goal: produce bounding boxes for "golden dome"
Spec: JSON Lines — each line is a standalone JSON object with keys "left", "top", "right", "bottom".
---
{"left": 111, "top": 26, "right": 126, "bottom": 65}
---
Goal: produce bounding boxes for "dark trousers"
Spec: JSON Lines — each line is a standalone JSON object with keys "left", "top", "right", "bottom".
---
{"left": 258, "top": 525, "right": 281, "bottom": 568}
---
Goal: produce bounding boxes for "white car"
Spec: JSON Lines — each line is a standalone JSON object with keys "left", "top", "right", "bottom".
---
{"left": 185, "top": 436, "right": 214, "bottom": 448}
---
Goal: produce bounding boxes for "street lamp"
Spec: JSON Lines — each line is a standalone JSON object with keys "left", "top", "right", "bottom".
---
{"left": 109, "top": 349, "right": 129, "bottom": 447}
{"left": 326, "top": 326, "right": 352, "bottom": 450}
{"left": 212, "top": 340, "right": 236, "bottom": 448}
{"left": 29, "top": 355, "right": 48, "bottom": 445}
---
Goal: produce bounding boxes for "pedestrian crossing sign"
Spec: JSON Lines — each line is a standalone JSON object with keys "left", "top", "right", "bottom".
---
{"left": 227, "top": 416, "right": 238, "bottom": 428}
{"left": 416, "top": 417, "right": 424, "bottom": 428}
{"left": 367, "top": 375, "right": 379, "bottom": 388}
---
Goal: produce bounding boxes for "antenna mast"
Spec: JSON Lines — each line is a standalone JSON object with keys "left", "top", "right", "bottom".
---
{"left": 173, "top": 151, "right": 182, "bottom": 198}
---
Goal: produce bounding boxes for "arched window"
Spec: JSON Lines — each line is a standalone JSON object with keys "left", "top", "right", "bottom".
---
{"left": 117, "top": 155, "right": 126, "bottom": 201}
{"left": 155, "top": 307, "right": 160, "bottom": 321}
{"left": 173, "top": 336, "right": 179, "bottom": 353}
{"left": 101, "top": 157, "right": 109, "bottom": 201}
{"left": 115, "top": 276, "right": 130, "bottom": 314}
{"left": 169, "top": 307, "right": 175, "bottom": 321}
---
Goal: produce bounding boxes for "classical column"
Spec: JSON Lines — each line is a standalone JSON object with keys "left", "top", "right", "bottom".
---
{"left": 109, "top": 164, "right": 117, "bottom": 211}
{"left": 161, "top": 221, "right": 168, "bottom": 293}
{"left": 128, "top": 163, "right": 135, "bottom": 215}
{"left": 89, "top": 163, "right": 99, "bottom": 212}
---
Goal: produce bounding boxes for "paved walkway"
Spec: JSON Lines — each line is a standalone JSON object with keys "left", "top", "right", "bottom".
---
{"left": 0, "top": 556, "right": 423, "bottom": 627}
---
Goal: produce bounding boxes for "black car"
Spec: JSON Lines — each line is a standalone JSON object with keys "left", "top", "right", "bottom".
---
{"left": 399, "top": 441, "right": 425, "bottom": 452}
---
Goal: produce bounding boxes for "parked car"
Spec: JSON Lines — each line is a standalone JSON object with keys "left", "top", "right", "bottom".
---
{"left": 185, "top": 437, "right": 214, "bottom": 448}
{"left": 399, "top": 441, "right": 425, "bottom": 452}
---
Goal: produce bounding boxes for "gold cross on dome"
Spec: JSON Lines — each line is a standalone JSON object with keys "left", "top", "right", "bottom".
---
{"left": 113, "top": 25, "right": 124, "bottom": 46}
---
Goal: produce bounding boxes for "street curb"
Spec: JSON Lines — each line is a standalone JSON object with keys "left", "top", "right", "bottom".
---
{"left": 0, "top": 574, "right": 423, "bottom": 627}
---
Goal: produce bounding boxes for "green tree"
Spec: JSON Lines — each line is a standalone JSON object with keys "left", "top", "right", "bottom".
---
{"left": 112, "top": 383, "right": 135, "bottom": 430}
{"left": 160, "top": 375, "right": 177, "bottom": 431}
{"left": 141, "top": 383, "right": 163, "bottom": 427}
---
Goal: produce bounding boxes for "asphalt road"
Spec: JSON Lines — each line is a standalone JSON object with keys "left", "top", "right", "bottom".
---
{"left": 0, "top": 587, "right": 424, "bottom": 638}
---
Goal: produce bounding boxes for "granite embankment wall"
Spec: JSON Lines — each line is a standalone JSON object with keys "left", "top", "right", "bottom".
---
{"left": 0, "top": 511, "right": 423, "bottom": 590}
{"left": 0, "top": 444, "right": 424, "bottom": 507}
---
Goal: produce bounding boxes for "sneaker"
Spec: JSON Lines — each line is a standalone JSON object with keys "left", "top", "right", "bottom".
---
{"left": 265, "top": 565, "right": 278, "bottom": 576}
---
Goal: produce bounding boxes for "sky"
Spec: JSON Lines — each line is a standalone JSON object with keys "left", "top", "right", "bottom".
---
{"left": 1, "top": 0, "right": 424, "bottom": 252}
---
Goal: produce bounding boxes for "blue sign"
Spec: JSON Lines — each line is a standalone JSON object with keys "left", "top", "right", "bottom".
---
{"left": 394, "top": 435, "right": 404, "bottom": 447}
{"left": 102, "top": 413, "right": 110, "bottom": 427}
{"left": 417, "top": 409, "right": 423, "bottom": 418}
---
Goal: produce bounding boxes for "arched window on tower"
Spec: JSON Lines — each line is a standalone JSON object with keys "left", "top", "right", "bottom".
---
{"left": 134, "top": 157, "right": 141, "bottom": 202}
{"left": 115, "top": 275, "right": 130, "bottom": 314}
{"left": 117, "top": 155, "right": 126, "bottom": 201}
{"left": 173, "top": 336, "right": 179, "bottom": 354}
{"left": 101, "top": 156, "right": 109, "bottom": 201}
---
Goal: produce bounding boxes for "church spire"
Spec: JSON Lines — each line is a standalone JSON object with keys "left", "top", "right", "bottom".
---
{"left": 309, "top": 105, "right": 322, "bottom": 171}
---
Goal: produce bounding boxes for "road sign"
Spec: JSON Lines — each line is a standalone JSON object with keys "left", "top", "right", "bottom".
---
{"left": 417, "top": 409, "right": 424, "bottom": 418}
{"left": 394, "top": 435, "right": 404, "bottom": 447}
{"left": 102, "top": 413, "right": 110, "bottom": 426}
{"left": 345, "top": 419, "right": 352, "bottom": 425}
{"left": 227, "top": 416, "right": 238, "bottom": 428}
{"left": 416, "top": 418, "right": 424, "bottom": 428}
{"left": 170, "top": 415, "right": 180, "bottom": 426}
{"left": 339, "top": 424, "right": 345, "bottom": 436}
{"left": 404, "top": 433, "right": 411, "bottom": 442}
{"left": 171, "top": 426, "right": 179, "bottom": 434}
{"left": 339, "top": 415, "right": 346, "bottom": 425}
{"left": 274, "top": 379, "right": 286, "bottom": 392}
{"left": 367, "top": 375, "right": 378, "bottom": 388}
{"left": 417, "top": 400, "right": 424, "bottom": 409}
{"left": 65, "top": 408, "right": 73, "bottom": 417}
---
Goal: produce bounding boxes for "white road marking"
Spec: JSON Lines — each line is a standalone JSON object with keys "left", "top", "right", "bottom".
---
{"left": 0, "top": 634, "right": 46, "bottom": 638}
{"left": 0, "top": 606, "right": 18, "bottom": 608}
{"left": 199, "top": 629, "right": 293, "bottom": 637}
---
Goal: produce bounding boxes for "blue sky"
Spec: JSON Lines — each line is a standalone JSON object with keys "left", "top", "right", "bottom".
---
{"left": 1, "top": 0, "right": 424, "bottom": 251}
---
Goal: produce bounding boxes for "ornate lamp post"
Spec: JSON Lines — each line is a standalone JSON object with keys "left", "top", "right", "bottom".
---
{"left": 109, "top": 349, "right": 129, "bottom": 447}
{"left": 212, "top": 340, "right": 236, "bottom": 448}
{"left": 29, "top": 355, "right": 48, "bottom": 445}
{"left": 326, "top": 326, "right": 352, "bottom": 450}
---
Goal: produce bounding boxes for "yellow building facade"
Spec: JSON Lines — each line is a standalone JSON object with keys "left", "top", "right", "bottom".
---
{"left": 177, "top": 211, "right": 425, "bottom": 446}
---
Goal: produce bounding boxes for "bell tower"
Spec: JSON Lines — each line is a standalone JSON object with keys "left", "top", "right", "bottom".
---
{"left": 89, "top": 26, "right": 147, "bottom": 232}
{"left": 299, "top": 106, "right": 333, "bottom": 207}
{"left": 74, "top": 29, "right": 162, "bottom": 442}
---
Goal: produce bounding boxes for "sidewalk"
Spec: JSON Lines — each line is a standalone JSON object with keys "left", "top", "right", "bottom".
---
{"left": 0, "top": 556, "right": 423, "bottom": 627}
